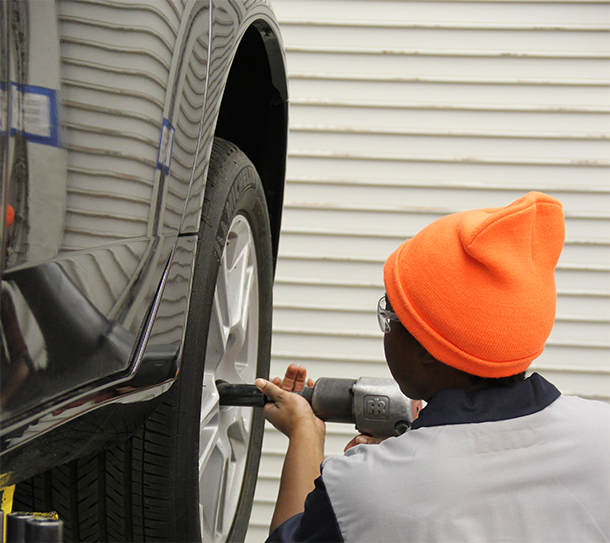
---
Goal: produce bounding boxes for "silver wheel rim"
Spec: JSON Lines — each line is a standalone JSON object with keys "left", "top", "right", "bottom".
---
{"left": 198, "top": 215, "right": 259, "bottom": 542}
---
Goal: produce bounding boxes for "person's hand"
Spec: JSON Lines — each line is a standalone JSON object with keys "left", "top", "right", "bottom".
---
{"left": 272, "top": 363, "right": 315, "bottom": 392}
{"left": 256, "top": 364, "right": 324, "bottom": 440}
{"left": 344, "top": 434, "right": 384, "bottom": 452}
{"left": 260, "top": 365, "right": 326, "bottom": 532}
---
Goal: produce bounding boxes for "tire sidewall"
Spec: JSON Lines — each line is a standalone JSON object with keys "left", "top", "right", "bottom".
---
{"left": 176, "top": 139, "right": 273, "bottom": 542}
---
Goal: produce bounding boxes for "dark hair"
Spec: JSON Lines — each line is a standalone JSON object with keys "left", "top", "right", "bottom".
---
{"left": 465, "top": 371, "right": 527, "bottom": 388}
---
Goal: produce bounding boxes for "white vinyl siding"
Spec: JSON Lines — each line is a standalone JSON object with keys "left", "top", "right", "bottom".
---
{"left": 246, "top": 1, "right": 610, "bottom": 540}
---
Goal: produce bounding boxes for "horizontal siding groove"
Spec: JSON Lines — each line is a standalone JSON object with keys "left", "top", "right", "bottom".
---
{"left": 64, "top": 208, "right": 148, "bottom": 223}
{"left": 273, "top": 302, "right": 609, "bottom": 325}
{"left": 290, "top": 124, "right": 609, "bottom": 141}
{"left": 559, "top": 263, "right": 610, "bottom": 272}
{"left": 72, "top": 0, "right": 179, "bottom": 34}
{"left": 273, "top": 350, "right": 385, "bottom": 364}
{"left": 276, "top": 0, "right": 610, "bottom": 4}
{"left": 287, "top": 149, "right": 610, "bottom": 167}
{"left": 280, "top": 228, "right": 610, "bottom": 245}
{"left": 278, "top": 253, "right": 610, "bottom": 272}
{"left": 62, "top": 79, "right": 164, "bottom": 109}
{"left": 283, "top": 207, "right": 609, "bottom": 223}
{"left": 61, "top": 229, "right": 128, "bottom": 241}
{"left": 166, "top": 0, "right": 181, "bottom": 19}
{"left": 555, "top": 315, "right": 610, "bottom": 324}
{"left": 251, "top": 497, "right": 277, "bottom": 506}
{"left": 274, "top": 301, "right": 373, "bottom": 313}
{"left": 179, "top": 81, "right": 206, "bottom": 112}
{"left": 286, "top": 45, "right": 609, "bottom": 61}
{"left": 58, "top": 14, "right": 174, "bottom": 52}
{"left": 280, "top": 230, "right": 608, "bottom": 253}
{"left": 545, "top": 339, "right": 609, "bottom": 348}
{"left": 279, "top": 253, "right": 383, "bottom": 264}
{"left": 289, "top": 71, "right": 609, "bottom": 87}
{"left": 66, "top": 167, "right": 154, "bottom": 185}
{"left": 279, "top": 18, "right": 609, "bottom": 32}
{"left": 559, "top": 288, "right": 610, "bottom": 297}
{"left": 177, "top": 101, "right": 204, "bottom": 126}
{"left": 64, "top": 122, "right": 159, "bottom": 147}
{"left": 273, "top": 326, "right": 379, "bottom": 339}
{"left": 62, "top": 57, "right": 167, "bottom": 89}
{"left": 279, "top": 226, "right": 431, "bottom": 239}
{"left": 66, "top": 186, "right": 153, "bottom": 204}
{"left": 275, "top": 276, "right": 383, "bottom": 288}
{"left": 165, "top": 150, "right": 192, "bottom": 170}
{"left": 255, "top": 473, "right": 281, "bottom": 482}
{"left": 531, "top": 364, "right": 610, "bottom": 375}
{"left": 63, "top": 100, "right": 162, "bottom": 129}
{"left": 248, "top": 521, "right": 274, "bottom": 530}
{"left": 272, "top": 327, "right": 610, "bottom": 348}
{"left": 60, "top": 37, "right": 171, "bottom": 71}
{"left": 276, "top": 277, "right": 610, "bottom": 297}
{"left": 65, "top": 144, "right": 157, "bottom": 168}
{"left": 285, "top": 177, "right": 610, "bottom": 194}
{"left": 290, "top": 98, "right": 610, "bottom": 114}
{"left": 283, "top": 202, "right": 610, "bottom": 220}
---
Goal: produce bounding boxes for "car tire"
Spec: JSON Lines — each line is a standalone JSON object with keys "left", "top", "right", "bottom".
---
{"left": 13, "top": 138, "right": 273, "bottom": 542}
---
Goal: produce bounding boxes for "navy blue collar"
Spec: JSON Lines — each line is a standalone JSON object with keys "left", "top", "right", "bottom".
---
{"left": 411, "top": 373, "right": 560, "bottom": 430}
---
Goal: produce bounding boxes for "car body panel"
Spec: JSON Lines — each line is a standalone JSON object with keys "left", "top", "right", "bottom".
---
{"left": 0, "top": 0, "right": 287, "bottom": 487}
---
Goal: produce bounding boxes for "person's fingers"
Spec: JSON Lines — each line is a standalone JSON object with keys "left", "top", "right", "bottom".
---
{"left": 256, "top": 378, "right": 284, "bottom": 402}
{"left": 344, "top": 436, "right": 360, "bottom": 452}
{"left": 273, "top": 365, "right": 314, "bottom": 393}
{"left": 280, "top": 363, "right": 299, "bottom": 391}
{"left": 292, "top": 366, "right": 308, "bottom": 392}
{"left": 357, "top": 435, "right": 383, "bottom": 446}
{"left": 343, "top": 434, "right": 383, "bottom": 452}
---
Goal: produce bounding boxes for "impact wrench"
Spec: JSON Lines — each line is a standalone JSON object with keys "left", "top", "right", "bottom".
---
{"left": 217, "top": 377, "right": 423, "bottom": 440}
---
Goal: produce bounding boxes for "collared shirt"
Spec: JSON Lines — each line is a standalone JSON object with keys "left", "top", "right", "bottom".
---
{"left": 267, "top": 374, "right": 610, "bottom": 543}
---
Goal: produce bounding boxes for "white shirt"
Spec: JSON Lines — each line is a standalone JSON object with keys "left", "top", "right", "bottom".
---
{"left": 321, "top": 376, "right": 610, "bottom": 543}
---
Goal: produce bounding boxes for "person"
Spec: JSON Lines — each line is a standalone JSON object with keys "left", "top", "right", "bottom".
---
{"left": 256, "top": 192, "right": 610, "bottom": 543}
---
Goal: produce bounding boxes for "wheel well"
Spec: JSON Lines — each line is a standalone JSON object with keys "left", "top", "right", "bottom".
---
{"left": 214, "top": 22, "right": 288, "bottom": 267}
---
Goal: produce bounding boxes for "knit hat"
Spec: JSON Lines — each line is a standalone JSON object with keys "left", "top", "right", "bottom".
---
{"left": 384, "top": 192, "right": 565, "bottom": 378}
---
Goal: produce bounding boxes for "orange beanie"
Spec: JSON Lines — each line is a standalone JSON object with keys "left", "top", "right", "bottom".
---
{"left": 384, "top": 192, "right": 565, "bottom": 378}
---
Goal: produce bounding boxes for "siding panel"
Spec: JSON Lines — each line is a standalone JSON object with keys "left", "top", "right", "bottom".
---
{"left": 247, "top": 1, "right": 610, "bottom": 538}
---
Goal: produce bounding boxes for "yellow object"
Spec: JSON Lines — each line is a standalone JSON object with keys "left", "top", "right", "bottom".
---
{"left": 1, "top": 485, "right": 15, "bottom": 542}
{"left": 0, "top": 485, "right": 59, "bottom": 542}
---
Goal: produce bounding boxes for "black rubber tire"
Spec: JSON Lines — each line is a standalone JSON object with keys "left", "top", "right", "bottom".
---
{"left": 13, "top": 138, "right": 273, "bottom": 542}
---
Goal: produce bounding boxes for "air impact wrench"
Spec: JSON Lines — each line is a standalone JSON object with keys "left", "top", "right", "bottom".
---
{"left": 217, "top": 377, "right": 423, "bottom": 440}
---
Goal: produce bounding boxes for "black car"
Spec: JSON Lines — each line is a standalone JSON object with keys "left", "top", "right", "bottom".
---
{"left": 0, "top": 0, "right": 288, "bottom": 541}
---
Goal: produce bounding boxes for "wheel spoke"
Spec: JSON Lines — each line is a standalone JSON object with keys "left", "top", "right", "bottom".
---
{"left": 224, "top": 235, "right": 254, "bottom": 361}
{"left": 200, "top": 373, "right": 219, "bottom": 428}
{"left": 205, "top": 257, "right": 230, "bottom": 374}
{"left": 198, "top": 215, "right": 259, "bottom": 542}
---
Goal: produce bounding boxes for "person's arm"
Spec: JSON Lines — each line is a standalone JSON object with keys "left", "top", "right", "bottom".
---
{"left": 256, "top": 365, "right": 326, "bottom": 533}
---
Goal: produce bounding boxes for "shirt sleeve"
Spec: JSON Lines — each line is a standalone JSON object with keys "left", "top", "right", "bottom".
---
{"left": 266, "top": 476, "right": 344, "bottom": 542}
